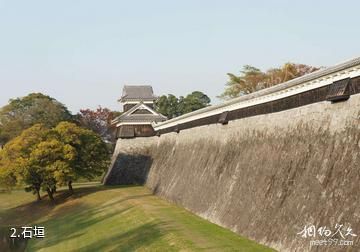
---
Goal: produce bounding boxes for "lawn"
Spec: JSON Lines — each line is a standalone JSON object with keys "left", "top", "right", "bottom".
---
{"left": 0, "top": 183, "right": 275, "bottom": 252}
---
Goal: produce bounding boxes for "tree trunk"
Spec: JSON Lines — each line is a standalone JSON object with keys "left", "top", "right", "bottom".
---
{"left": 51, "top": 186, "right": 56, "bottom": 194}
{"left": 46, "top": 188, "right": 54, "bottom": 201}
{"left": 68, "top": 180, "right": 73, "bottom": 194}
{"left": 35, "top": 188, "right": 41, "bottom": 201}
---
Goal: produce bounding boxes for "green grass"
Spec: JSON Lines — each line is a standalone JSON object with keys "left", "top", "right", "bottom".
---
{"left": 0, "top": 183, "right": 275, "bottom": 252}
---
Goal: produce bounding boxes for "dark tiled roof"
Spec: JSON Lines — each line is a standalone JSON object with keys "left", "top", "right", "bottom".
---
{"left": 120, "top": 85, "right": 157, "bottom": 101}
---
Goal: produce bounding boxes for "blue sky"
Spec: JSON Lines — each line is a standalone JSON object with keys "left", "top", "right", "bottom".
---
{"left": 0, "top": 0, "right": 359, "bottom": 113}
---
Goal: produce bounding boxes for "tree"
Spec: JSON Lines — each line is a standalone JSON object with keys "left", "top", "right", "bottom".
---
{"left": 0, "top": 122, "right": 110, "bottom": 201}
{"left": 0, "top": 93, "right": 72, "bottom": 146}
{"left": 28, "top": 139, "right": 76, "bottom": 200}
{"left": 76, "top": 106, "right": 120, "bottom": 142}
{"left": 219, "top": 66, "right": 266, "bottom": 99}
{"left": 155, "top": 91, "right": 211, "bottom": 118}
{"left": 0, "top": 155, "right": 16, "bottom": 192}
{"left": 155, "top": 94, "right": 179, "bottom": 119}
{"left": 219, "top": 63, "right": 320, "bottom": 99}
{"left": 53, "top": 122, "right": 110, "bottom": 193}
{"left": 0, "top": 124, "right": 50, "bottom": 200}
{"left": 178, "top": 91, "right": 211, "bottom": 114}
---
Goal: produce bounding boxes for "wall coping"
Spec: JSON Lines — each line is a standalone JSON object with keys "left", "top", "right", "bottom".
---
{"left": 153, "top": 56, "right": 360, "bottom": 131}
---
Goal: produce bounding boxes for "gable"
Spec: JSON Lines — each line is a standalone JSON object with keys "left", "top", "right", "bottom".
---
{"left": 125, "top": 103, "right": 159, "bottom": 116}
{"left": 132, "top": 109, "right": 153, "bottom": 115}
{"left": 111, "top": 102, "right": 167, "bottom": 126}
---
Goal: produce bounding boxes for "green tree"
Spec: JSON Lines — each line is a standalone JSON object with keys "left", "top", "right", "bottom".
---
{"left": 155, "top": 94, "right": 179, "bottom": 119}
{"left": 53, "top": 122, "right": 110, "bottom": 193}
{"left": 0, "top": 122, "right": 110, "bottom": 201}
{"left": 178, "top": 91, "right": 211, "bottom": 114}
{"left": 28, "top": 139, "right": 76, "bottom": 200}
{"left": 0, "top": 155, "right": 17, "bottom": 192}
{"left": 0, "top": 93, "right": 72, "bottom": 146}
{"left": 155, "top": 91, "right": 210, "bottom": 118}
{"left": 0, "top": 124, "right": 50, "bottom": 200}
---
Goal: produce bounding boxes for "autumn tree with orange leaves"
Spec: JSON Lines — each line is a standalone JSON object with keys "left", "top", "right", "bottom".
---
{"left": 219, "top": 63, "right": 320, "bottom": 99}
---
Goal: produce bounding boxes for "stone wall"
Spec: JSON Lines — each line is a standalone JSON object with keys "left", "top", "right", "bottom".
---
{"left": 104, "top": 94, "right": 360, "bottom": 252}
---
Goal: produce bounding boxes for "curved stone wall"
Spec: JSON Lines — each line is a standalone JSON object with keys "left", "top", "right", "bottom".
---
{"left": 104, "top": 94, "right": 360, "bottom": 252}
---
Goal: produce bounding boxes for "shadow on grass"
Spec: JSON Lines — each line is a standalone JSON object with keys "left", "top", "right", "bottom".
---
{"left": 28, "top": 204, "right": 135, "bottom": 251}
{"left": 0, "top": 184, "right": 144, "bottom": 224}
{"left": 0, "top": 184, "right": 148, "bottom": 252}
{"left": 28, "top": 194, "right": 164, "bottom": 251}
{"left": 76, "top": 221, "right": 167, "bottom": 252}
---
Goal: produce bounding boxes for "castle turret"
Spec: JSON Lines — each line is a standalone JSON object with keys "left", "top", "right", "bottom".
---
{"left": 112, "top": 85, "right": 167, "bottom": 138}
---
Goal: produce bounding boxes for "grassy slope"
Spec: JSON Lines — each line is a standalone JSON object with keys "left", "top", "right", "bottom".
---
{"left": 0, "top": 183, "right": 275, "bottom": 252}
